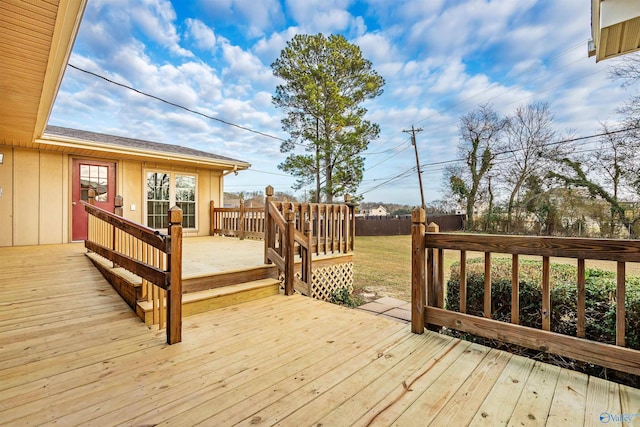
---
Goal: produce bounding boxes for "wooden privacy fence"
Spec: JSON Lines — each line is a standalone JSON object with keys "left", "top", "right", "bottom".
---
{"left": 211, "top": 187, "right": 355, "bottom": 255}
{"left": 410, "top": 208, "right": 640, "bottom": 375}
{"left": 83, "top": 191, "right": 182, "bottom": 344}
{"left": 264, "top": 192, "right": 312, "bottom": 297}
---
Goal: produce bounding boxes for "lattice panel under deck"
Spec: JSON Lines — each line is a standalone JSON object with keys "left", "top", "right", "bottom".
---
{"left": 310, "top": 262, "right": 353, "bottom": 301}
{"left": 280, "top": 261, "right": 354, "bottom": 301}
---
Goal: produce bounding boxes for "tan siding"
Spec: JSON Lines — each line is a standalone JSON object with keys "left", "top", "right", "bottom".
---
{"left": 0, "top": 148, "right": 14, "bottom": 246}
{"left": 196, "top": 169, "right": 210, "bottom": 237}
{"left": 38, "top": 151, "right": 64, "bottom": 244}
{"left": 122, "top": 160, "right": 142, "bottom": 223}
{"left": 13, "top": 148, "right": 39, "bottom": 245}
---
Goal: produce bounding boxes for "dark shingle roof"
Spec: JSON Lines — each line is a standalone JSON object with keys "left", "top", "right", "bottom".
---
{"left": 44, "top": 125, "right": 248, "bottom": 166}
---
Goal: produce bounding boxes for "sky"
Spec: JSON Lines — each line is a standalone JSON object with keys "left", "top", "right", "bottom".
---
{"left": 48, "top": 0, "right": 637, "bottom": 206}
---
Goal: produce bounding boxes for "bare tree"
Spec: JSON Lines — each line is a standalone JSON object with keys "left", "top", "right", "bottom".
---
{"left": 608, "top": 52, "right": 640, "bottom": 88}
{"left": 449, "top": 104, "right": 506, "bottom": 230}
{"left": 499, "top": 102, "right": 556, "bottom": 231}
{"left": 548, "top": 124, "right": 634, "bottom": 236}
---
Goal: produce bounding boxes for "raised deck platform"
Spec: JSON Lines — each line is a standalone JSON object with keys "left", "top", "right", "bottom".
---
{"left": 1, "top": 244, "right": 639, "bottom": 425}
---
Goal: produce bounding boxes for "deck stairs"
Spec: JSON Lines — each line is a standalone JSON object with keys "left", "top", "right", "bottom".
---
{"left": 85, "top": 252, "right": 281, "bottom": 324}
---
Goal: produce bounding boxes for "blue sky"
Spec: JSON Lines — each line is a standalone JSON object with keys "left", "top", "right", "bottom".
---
{"left": 49, "top": 0, "right": 634, "bottom": 205}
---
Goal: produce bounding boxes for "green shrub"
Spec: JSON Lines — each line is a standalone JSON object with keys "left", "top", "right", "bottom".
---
{"left": 330, "top": 287, "right": 363, "bottom": 308}
{"left": 445, "top": 258, "right": 640, "bottom": 350}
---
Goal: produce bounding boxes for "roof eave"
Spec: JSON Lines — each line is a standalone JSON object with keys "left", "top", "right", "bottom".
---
{"left": 33, "top": 0, "right": 88, "bottom": 141}
{"left": 35, "top": 135, "right": 251, "bottom": 171}
{"left": 590, "top": 0, "right": 640, "bottom": 62}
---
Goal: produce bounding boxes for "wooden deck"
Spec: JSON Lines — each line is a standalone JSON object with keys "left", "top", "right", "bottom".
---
{"left": 1, "top": 244, "right": 640, "bottom": 426}
{"left": 183, "top": 235, "right": 266, "bottom": 275}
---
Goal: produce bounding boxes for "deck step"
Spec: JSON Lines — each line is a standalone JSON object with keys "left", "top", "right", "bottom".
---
{"left": 85, "top": 251, "right": 282, "bottom": 324}
{"left": 136, "top": 278, "right": 281, "bottom": 324}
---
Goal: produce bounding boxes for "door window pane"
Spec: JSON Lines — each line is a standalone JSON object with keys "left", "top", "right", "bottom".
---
{"left": 80, "top": 164, "right": 108, "bottom": 202}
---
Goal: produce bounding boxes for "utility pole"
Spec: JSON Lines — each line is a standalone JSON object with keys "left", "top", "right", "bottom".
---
{"left": 403, "top": 125, "right": 425, "bottom": 210}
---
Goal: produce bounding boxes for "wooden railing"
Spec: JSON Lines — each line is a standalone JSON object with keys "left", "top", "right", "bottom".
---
{"left": 210, "top": 188, "right": 355, "bottom": 256}
{"left": 210, "top": 200, "right": 264, "bottom": 239}
{"left": 411, "top": 208, "right": 640, "bottom": 375}
{"left": 264, "top": 186, "right": 313, "bottom": 296}
{"left": 83, "top": 192, "right": 182, "bottom": 344}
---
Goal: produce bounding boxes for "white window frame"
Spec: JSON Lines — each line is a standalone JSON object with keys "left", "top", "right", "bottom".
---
{"left": 144, "top": 170, "right": 198, "bottom": 231}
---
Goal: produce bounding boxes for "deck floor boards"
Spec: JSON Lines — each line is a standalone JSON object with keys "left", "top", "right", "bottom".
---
{"left": 1, "top": 243, "right": 639, "bottom": 426}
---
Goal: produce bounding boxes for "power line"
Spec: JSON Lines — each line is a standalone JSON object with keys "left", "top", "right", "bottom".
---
{"left": 68, "top": 63, "right": 287, "bottom": 143}
{"left": 357, "top": 124, "right": 640, "bottom": 198}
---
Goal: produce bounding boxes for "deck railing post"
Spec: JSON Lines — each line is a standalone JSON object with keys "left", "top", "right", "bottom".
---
{"left": 344, "top": 194, "right": 356, "bottom": 252}
{"left": 114, "top": 195, "right": 123, "bottom": 216}
{"left": 264, "top": 186, "right": 274, "bottom": 264}
{"left": 411, "top": 208, "right": 426, "bottom": 334}
{"left": 342, "top": 194, "right": 349, "bottom": 253}
{"left": 284, "top": 210, "right": 295, "bottom": 295}
{"left": 88, "top": 188, "right": 96, "bottom": 206}
{"left": 210, "top": 200, "right": 215, "bottom": 236}
{"left": 239, "top": 199, "right": 246, "bottom": 240}
{"left": 166, "top": 206, "right": 183, "bottom": 345}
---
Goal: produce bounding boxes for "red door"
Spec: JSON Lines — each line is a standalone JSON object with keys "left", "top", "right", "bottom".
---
{"left": 72, "top": 159, "right": 116, "bottom": 241}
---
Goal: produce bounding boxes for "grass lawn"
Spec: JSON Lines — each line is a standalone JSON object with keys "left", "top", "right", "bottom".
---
{"left": 353, "top": 235, "right": 412, "bottom": 302}
{"left": 353, "top": 235, "right": 640, "bottom": 303}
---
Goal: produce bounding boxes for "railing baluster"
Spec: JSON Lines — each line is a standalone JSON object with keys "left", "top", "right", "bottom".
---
{"left": 426, "top": 222, "right": 439, "bottom": 310}
{"left": 324, "top": 204, "right": 329, "bottom": 255}
{"left": 577, "top": 259, "right": 586, "bottom": 338}
{"left": 617, "top": 261, "right": 626, "bottom": 347}
{"left": 437, "top": 248, "right": 444, "bottom": 309}
{"left": 512, "top": 254, "right": 519, "bottom": 325}
{"left": 542, "top": 256, "right": 550, "bottom": 331}
{"left": 315, "top": 204, "right": 320, "bottom": 255}
{"left": 460, "top": 250, "right": 467, "bottom": 314}
{"left": 484, "top": 252, "right": 491, "bottom": 319}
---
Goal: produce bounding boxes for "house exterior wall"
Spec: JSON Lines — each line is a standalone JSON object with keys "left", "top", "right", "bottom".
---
{"left": 121, "top": 160, "right": 143, "bottom": 224}
{"left": 0, "top": 149, "right": 14, "bottom": 247}
{"left": 0, "top": 147, "right": 69, "bottom": 247}
{"left": 0, "top": 147, "right": 224, "bottom": 247}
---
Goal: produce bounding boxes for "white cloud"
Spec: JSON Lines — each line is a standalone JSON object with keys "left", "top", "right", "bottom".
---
{"left": 185, "top": 19, "right": 217, "bottom": 51}
{"left": 130, "top": 0, "right": 193, "bottom": 57}
{"left": 197, "top": 0, "right": 284, "bottom": 37}
{"left": 354, "top": 32, "right": 398, "bottom": 65}
{"left": 285, "top": 0, "right": 354, "bottom": 33}
{"left": 253, "top": 26, "right": 301, "bottom": 64}
{"left": 220, "top": 41, "right": 276, "bottom": 86}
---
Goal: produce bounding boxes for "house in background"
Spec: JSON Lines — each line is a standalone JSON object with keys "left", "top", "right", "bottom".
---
{"left": 355, "top": 205, "right": 389, "bottom": 218}
{"left": 368, "top": 205, "right": 389, "bottom": 216}
{"left": 0, "top": 1, "right": 248, "bottom": 247}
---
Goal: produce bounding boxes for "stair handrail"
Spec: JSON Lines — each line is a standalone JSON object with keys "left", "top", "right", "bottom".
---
{"left": 264, "top": 187, "right": 312, "bottom": 296}
{"left": 82, "top": 191, "right": 182, "bottom": 344}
